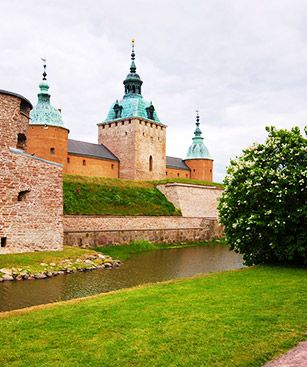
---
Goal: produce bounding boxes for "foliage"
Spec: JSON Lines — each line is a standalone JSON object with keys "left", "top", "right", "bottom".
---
{"left": 0, "top": 266, "right": 306, "bottom": 366}
{"left": 63, "top": 175, "right": 180, "bottom": 216}
{"left": 218, "top": 126, "right": 307, "bottom": 265}
{"left": 96, "top": 239, "right": 227, "bottom": 260}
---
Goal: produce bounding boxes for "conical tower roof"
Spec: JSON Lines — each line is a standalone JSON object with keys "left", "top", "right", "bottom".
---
{"left": 30, "top": 59, "right": 65, "bottom": 128}
{"left": 186, "top": 112, "right": 211, "bottom": 159}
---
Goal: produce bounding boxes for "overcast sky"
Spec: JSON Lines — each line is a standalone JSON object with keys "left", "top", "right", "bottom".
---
{"left": 1, "top": 0, "right": 306, "bottom": 182}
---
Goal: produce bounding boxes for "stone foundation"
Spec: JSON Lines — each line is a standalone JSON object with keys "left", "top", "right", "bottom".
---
{"left": 64, "top": 216, "right": 223, "bottom": 247}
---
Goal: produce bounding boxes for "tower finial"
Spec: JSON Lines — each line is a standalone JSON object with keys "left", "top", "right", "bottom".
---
{"left": 41, "top": 57, "right": 47, "bottom": 80}
{"left": 196, "top": 110, "right": 200, "bottom": 124}
{"left": 130, "top": 39, "right": 136, "bottom": 73}
{"left": 194, "top": 110, "right": 202, "bottom": 137}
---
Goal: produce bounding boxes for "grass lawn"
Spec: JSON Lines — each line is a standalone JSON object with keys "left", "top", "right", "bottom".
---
{"left": 0, "top": 266, "right": 306, "bottom": 367}
{"left": 97, "top": 239, "right": 228, "bottom": 260}
{"left": 0, "top": 246, "right": 98, "bottom": 273}
{"left": 63, "top": 175, "right": 180, "bottom": 216}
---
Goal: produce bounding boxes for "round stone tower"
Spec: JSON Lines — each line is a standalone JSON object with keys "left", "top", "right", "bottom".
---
{"left": 184, "top": 112, "right": 213, "bottom": 181}
{"left": 27, "top": 61, "right": 69, "bottom": 166}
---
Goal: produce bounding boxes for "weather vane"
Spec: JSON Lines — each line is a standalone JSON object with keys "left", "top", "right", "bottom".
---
{"left": 41, "top": 57, "right": 47, "bottom": 80}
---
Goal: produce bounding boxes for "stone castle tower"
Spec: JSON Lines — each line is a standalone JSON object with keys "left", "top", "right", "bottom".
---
{"left": 27, "top": 61, "right": 69, "bottom": 166}
{"left": 184, "top": 112, "right": 213, "bottom": 181}
{"left": 98, "top": 41, "right": 166, "bottom": 180}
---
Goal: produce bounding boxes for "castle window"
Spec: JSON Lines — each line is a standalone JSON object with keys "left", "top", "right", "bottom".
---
{"left": 177, "top": 173, "right": 180, "bottom": 177}
{"left": 149, "top": 156, "right": 153, "bottom": 172}
{"left": 1, "top": 237, "right": 7, "bottom": 248}
{"left": 20, "top": 100, "right": 28, "bottom": 115}
{"left": 166, "top": 171, "right": 168, "bottom": 176}
{"left": 122, "top": 122, "right": 125, "bottom": 125}
{"left": 193, "top": 169, "right": 196, "bottom": 172}
{"left": 125, "top": 132, "right": 128, "bottom": 135}
{"left": 16, "top": 133, "right": 26, "bottom": 150}
{"left": 83, "top": 159, "right": 86, "bottom": 166}
{"left": 186, "top": 174, "right": 188, "bottom": 178}
{"left": 146, "top": 104, "right": 155, "bottom": 120}
{"left": 67, "top": 157, "right": 70, "bottom": 164}
{"left": 18, "top": 190, "right": 30, "bottom": 202}
{"left": 111, "top": 164, "right": 114, "bottom": 170}
{"left": 50, "top": 147, "right": 55, "bottom": 155}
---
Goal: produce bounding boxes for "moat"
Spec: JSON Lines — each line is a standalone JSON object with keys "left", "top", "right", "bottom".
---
{"left": 0, "top": 244, "right": 243, "bottom": 312}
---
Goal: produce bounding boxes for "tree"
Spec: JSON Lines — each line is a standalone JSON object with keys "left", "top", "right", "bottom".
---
{"left": 218, "top": 126, "right": 307, "bottom": 265}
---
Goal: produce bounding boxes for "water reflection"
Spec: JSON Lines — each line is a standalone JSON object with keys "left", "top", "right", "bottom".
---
{"left": 0, "top": 245, "right": 243, "bottom": 312}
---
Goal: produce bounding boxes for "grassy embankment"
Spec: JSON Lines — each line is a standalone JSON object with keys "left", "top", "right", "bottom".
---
{"left": 96, "top": 238, "right": 227, "bottom": 260}
{"left": 0, "top": 246, "right": 98, "bottom": 273}
{"left": 0, "top": 265, "right": 306, "bottom": 367}
{"left": 63, "top": 175, "right": 223, "bottom": 215}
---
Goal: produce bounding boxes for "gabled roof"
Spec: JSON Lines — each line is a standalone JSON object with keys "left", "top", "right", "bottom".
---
{"left": 166, "top": 156, "right": 190, "bottom": 171}
{"left": 68, "top": 139, "right": 119, "bottom": 161}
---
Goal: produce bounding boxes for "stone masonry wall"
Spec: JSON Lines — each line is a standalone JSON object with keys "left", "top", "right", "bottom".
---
{"left": 63, "top": 216, "right": 222, "bottom": 247}
{"left": 64, "top": 216, "right": 222, "bottom": 248}
{"left": 0, "top": 92, "right": 30, "bottom": 150}
{"left": 98, "top": 118, "right": 166, "bottom": 180}
{"left": 0, "top": 149, "right": 63, "bottom": 254}
{"left": 157, "top": 183, "right": 223, "bottom": 217}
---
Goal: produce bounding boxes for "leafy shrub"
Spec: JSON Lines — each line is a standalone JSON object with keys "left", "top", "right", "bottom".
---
{"left": 218, "top": 126, "right": 307, "bottom": 265}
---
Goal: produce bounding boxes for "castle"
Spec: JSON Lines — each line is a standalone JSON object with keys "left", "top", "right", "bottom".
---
{"left": 0, "top": 42, "right": 215, "bottom": 254}
{"left": 27, "top": 41, "right": 213, "bottom": 181}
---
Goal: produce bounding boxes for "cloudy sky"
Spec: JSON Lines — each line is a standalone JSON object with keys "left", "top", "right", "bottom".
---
{"left": 1, "top": 0, "right": 306, "bottom": 182}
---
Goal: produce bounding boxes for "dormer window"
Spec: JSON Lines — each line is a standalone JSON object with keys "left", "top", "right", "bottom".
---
{"left": 146, "top": 104, "right": 155, "bottom": 120}
{"left": 113, "top": 102, "right": 123, "bottom": 119}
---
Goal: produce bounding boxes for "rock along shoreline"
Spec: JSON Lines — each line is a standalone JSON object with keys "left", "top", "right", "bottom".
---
{"left": 0, "top": 253, "right": 121, "bottom": 282}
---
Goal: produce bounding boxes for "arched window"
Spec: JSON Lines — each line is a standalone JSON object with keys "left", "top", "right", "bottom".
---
{"left": 17, "top": 133, "right": 26, "bottom": 150}
{"left": 149, "top": 156, "right": 153, "bottom": 172}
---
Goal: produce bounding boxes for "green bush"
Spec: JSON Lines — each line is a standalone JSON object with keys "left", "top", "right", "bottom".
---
{"left": 218, "top": 126, "right": 307, "bottom": 265}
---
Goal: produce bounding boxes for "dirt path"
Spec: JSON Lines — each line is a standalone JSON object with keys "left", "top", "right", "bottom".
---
{"left": 264, "top": 341, "right": 307, "bottom": 366}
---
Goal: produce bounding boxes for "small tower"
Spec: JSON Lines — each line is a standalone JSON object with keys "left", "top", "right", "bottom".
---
{"left": 27, "top": 59, "right": 69, "bottom": 166}
{"left": 98, "top": 40, "right": 166, "bottom": 180}
{"left": 184, "top": 111, "right": 213, "bottom": 181}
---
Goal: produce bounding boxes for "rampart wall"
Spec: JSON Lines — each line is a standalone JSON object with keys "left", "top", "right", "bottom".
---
{"left": 157, "top": 183, "right": 223, "bottom": 217}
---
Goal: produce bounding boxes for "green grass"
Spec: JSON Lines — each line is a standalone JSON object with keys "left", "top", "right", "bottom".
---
{"left": 0, "top": 266, "right": 306, "bottom": 366}
{"left": 0, "top": 246, "right": 97, "bottom": 273}
{"left": 63, "top": 175, "right": 181, "bottom": 216}
{"left": 96, "top": 239, "right": 227, "bottom": 260}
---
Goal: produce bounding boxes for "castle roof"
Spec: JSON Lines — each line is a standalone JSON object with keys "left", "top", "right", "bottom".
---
{"left": 30, "top": 61, "right": 65, "bottom": 128}
{"left": 166, "top": 156, "right": 190, "bottom": 171}
{"left": 104, "top": 41, "right": 162, "bottom": 124}
{"left": 186, "top": 112, "right": 211, "bottom": 160}
{"left": 68, "top": 139, "right": 119, "bottom": 161}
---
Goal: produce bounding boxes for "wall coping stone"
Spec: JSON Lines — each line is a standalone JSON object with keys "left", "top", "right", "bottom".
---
{"left": 64, "top": 227, "right": 209, "bottom": 234}
{"left": 64, "top": 215, "right": 216, "bottom": 219}
{"left": 158, "top": 182, "right": 224, "bottom": 190}
{"left": 9, "top": 147, "right": 63, "bottom": 167}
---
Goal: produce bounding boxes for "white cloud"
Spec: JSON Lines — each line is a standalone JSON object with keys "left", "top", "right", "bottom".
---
{"left": 1, "top": 0, "right": 306, "bottom": 182}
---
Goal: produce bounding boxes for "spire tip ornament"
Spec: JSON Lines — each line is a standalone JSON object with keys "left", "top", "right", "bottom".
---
{"left": 41, "top": 57, "right": 47, "bottom": 80}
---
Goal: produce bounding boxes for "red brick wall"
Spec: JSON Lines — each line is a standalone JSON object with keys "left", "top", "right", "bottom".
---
{"left": 166, "top": 167, "right": 191, "bottom": 179}
{"left": 184, "top": 159, "right": 213, "bottom": 181}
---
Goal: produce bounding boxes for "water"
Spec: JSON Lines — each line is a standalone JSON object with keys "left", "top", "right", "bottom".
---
{"left": 0, "top": 245, "right": 243, "bottom": 312}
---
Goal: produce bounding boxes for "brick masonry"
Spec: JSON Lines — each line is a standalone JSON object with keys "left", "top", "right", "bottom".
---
{"left": 0, "top": 91, "right": 64, "bottom": 254}
{"left": 63, "top": 216, "right": 223, "bottom": 247}
{"left": 157, "top": 183, "right": 223, "bottom": 217}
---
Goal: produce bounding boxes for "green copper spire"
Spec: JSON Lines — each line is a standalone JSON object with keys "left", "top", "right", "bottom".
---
{"left": 104, "top": 40, "right": 161, "bottom": 123}
{"left": 186, "top": 111, "right": 211, "bottom": 159}
{"left": 123, "top": 39, "right": 143, "bottom": 96}
{"left": 30, "top": 59, "right": 65, "bottom": 127}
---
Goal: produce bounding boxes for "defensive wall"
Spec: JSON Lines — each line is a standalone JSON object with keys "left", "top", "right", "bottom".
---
{"left": 63, "top": 184, "right": 223, "bottom": 247}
